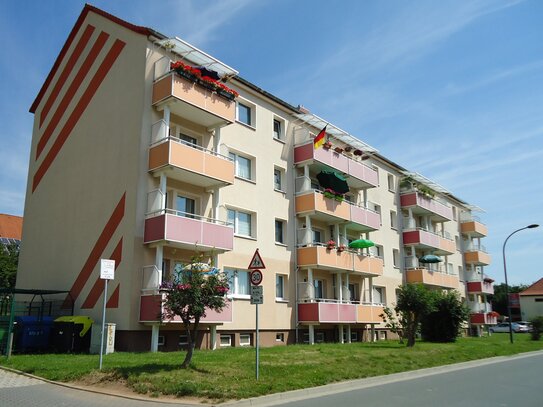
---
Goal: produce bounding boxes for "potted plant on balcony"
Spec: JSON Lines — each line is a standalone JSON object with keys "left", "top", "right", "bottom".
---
{"left": 344, "top": 146, "right": 353, "bottom": 153}
{"left": 334, "top": 194, "right": 344, "bottom": 203}
{"left": 337, "top": 244, "right": 346, "bottom": 253}
{"left": 323, "top": 141, "right": 332, "bottom": 150}
{"left": 353, "top": 149, "right": 363, "bottom": 156}
{"left": 326, "top": 240, "right": 336, "bottom": 250}
{"left": 483, "top": 277, "right": 494, "bottom": 283}
{"left": 323, "top": 188, "right": 336, "bottom": 199}
{"left": 334, "top": 146, "right": 344, "bottom": 154}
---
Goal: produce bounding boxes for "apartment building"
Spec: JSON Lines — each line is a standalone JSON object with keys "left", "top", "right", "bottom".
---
{"left": 17, "top": 5, "right": 494, "bottom": 351}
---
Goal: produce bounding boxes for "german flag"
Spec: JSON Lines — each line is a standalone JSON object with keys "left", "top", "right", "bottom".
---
{"left": 313, "top": 125, "right": 327, "bottom": 149}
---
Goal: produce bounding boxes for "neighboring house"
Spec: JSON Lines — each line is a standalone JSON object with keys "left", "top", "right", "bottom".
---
{"left": 0, "top": 214, "right": 23, "bottom": 247}
{"left": 519, "top": 278, "right": 543, "bottom": 321}
{"left": 16, "top": 4, "right": 494, "bottom": 352}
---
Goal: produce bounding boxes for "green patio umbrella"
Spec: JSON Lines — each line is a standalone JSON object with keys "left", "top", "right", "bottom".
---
{"left": 316, "top": 171, "right": 350, "bottom": 194}
{"left": 348, "top": 239, "right": 375, "bottom": 249}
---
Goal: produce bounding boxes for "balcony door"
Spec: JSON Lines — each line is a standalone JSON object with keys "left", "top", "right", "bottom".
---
{"left": 314, "top": 279, "right": 324, "bottom": 299}
{"left": 176, "top": 195, "right": 196, "bottom": 219}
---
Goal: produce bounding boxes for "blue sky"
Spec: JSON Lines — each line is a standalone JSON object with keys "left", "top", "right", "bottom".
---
{"left": 0, "top": 0, "right": 541, "bottom": 286}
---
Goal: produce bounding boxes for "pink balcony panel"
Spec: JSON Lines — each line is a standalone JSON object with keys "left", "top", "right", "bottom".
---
{"left": 294, "top": 143, "right": 378, "bottom": 188}
{"left": 467, "top": 281, "right": 494, "bottom": 295}
{"left": 470, "top": 313, "right": 497, "bottom": 325}
{"left": 350, "top": 205, "right": 380, "bottom": 231}
{"left": 403, "top": 229, "right": 454, "bottom": 254}
{"left": 144, "top": 214, "right": 233, "bottom": 251}
{"left": 400, "top": 192, "right": 453, "bottom": 221}
{"left": 298, "top": 302, "right": 356, "bottom": 323}
{"left": 140, "top": 294, "right": 232, "bottom": 323}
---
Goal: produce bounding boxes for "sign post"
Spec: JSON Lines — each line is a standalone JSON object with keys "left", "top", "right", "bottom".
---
{"left": 248, "top": 249, "right": 265, "bottom": 380}
{"left": 99, "top": 259, "right": 115, "bottom": 370}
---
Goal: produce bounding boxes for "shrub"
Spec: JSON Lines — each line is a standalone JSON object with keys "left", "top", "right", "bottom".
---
{"left": 530, "top": 316, "right": 543, "bottom": 340}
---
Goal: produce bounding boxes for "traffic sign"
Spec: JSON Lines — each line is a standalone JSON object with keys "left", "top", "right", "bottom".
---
{"left": 250, "top": 270, "right": 263, "bottom": 286}
{"left": 100, "top": 259, "right": 115, "bottom": 280}
{"left": 248, "top": 249, "right": 266, "bottom": 270}
{"left": 250, "top": 285, "right": 263, "bottom": 304}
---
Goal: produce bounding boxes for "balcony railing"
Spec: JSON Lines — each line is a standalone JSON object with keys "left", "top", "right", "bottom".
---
{"left": 402, "top": 228, "right": 456, "bottom": 254}
{"left": 460, "top": 218, "right": 488, "bottom": 237}
{"left": 405, "top": 267, "right": 459, "bottom": 289}
{"left": 400, "top": 190, "right": 453, "bottom": 221}
{"left": 294, "top": 142, "right": 379, "bottom": 188}
{"left": 466, "top": 281, "right": 494, "bottom": 295}
{"left": 144, "top": 209, "right": 233, "bottom": 252}
{"left": 464, "top": 245, "right": 491, "bottom": 266}
{"left": 295, "top": 189, "right": 381, "bottom": 231}
{"left": 148, "top": 130, "right": 234, "bottom": 188}
{"left": 470, "top": 312, "right": 497, "bottom": 325}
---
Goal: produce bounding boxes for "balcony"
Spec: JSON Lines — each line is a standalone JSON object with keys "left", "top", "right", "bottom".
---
{"left": 403, "top": 228, "right": 455, "bottom": 255}
{"left": 298, "top": 301, "right": 356, "bottom": 324}
{"left": 406, "top": 268, "right": 459, "bottom": 289}
{"left": 140, "top": 293, "right": 232, "bottom": 323}
{"left": 466, "top": 281, "right": 494, "bottom": 295}
{"left": 356, "top": 304, "right": 384, "bottom": 324}
{"left": 464, "top": 245, "right": 491, "bottom": 266}
{"left": 400, "top": 191, "right": 453, "bottom": 222}
{"left": 148, "top": 134, "right": 234, "bottom": 188}
{"left": 153, "top": 72, "right": 235, "bottom": 128}
{"left": 294, "top": 142, "right": 379, "bottom": 189}
{"left": 470, "top": 312, "right": 497, "bottom": 325}
{"left": 144, "top": 209, "right": 233, "bottom": 252}
{"left": 295, "top": 190, "right": 381, "bottom": 232}
{"left": 297, "top": 245, "right": 383, "bottom": 276}
{"left": 460, "top": 218, "right": 488, "bottom": 238}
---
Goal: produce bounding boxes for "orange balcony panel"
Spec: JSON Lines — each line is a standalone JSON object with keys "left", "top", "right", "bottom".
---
{"left": 461, "top": 221, "right": 488, "bottom": 238}
{"left": 356, "top": 304, "right": 384, "bottom": 324}
{"left": 294, "top": 142, "right": 379, "bottom": 188}
{"left": 470, "top": 312, "right": 497, "bottom": 325}
{"left": 464, "top": 251, "right": 491, "bottom": 266}
{"left": 149, "top": 140, "right": 234, "bottom": 188}
{"left": 295, "top": 192, "right": 350, "bottom": 221}
{"left": 400, "top": 192, "right": 453, "bottom": 221}
{"left": 439, "top": 237, "right": 456, "bottom": 254}
{"left": 297, "top": 246, "right": 354, "bottom": 271}
{"left": 140, "top": 294, "right": 232, "bottom": 323}
{"left": 406, "top": 268, "right": 459, "bottom": 289}
{"left": 298, "top": 302, "right": 356, "bottom": 323}
{"left": 153, "top": 73, "right": 235, "bottom": 128}
{"left": 467, "top": 281, "right": 494, "bottom": 295}
{"left": 353, "top": 255, "right": 383, "bottom": 276}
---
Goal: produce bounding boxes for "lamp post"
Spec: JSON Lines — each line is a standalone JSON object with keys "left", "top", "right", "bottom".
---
{"left": 502, "top": 224, "right": 539, "bottom": 344}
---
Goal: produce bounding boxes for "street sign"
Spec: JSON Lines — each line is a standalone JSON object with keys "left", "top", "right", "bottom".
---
{"left": 248, "top": 249, "right": 266, "bottom": 270}
{"left": 100, "top": 259, "right": 115, "bottom": 280}
{"left": 250, "top": 270, "right": 263, "bottom": 286}
{"left": 250, "top": 285, "right": 263, "bottom": 304}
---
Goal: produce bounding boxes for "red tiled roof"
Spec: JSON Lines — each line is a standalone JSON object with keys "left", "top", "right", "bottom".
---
{"left": 520, "top": 278, "right": 543, "bottom": 296}
{"left": 0, "top": 214, "right": 23, "bottom": 240}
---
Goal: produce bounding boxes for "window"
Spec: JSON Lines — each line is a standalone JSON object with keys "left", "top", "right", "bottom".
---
{"left": 455, "top": 236, "right": 460, "bottom": 251}
{"left": 158, "top": 335, "right": 165, "bottom": 346}
{"left": 227, "top": 208, "right": 253, "bottom": 237}
{"left": 314, "top": 279, "right": 324, "bottom": 299}
{"left": 458, "top": 266, "right": 464, "bottom": 281}
{"left": 373, "top": 286, "right": 386, "bottom": 305}
{"left": 393, "top": 249, "right": 400, "bottom": 268}
{"left": 276, "top": 274, "right": 286, "bottom": 299}
{"left": 452, "top": 206, "right": 457, "bottom": 221}
{"left": 373, "top": 244, "right": 384, "bottom": 260}
{"left": 275, "top": 219, "right": 285, "bottom": 244}
{"left": 312, "top": 229, "right": 322, "bottom": 244}
{"left": 447, "top": 263, "right": 454, "bottom": 274}
{"left": 273, "top": 118, "right": 285, "bottom": 140}
{"left": 225, "top": 268, "right": 250, "bottom": 296}
{"left": 387, "top": 174, "right": 395, "bottom": 191}
{"left": 240, "top": 334, "right": 252, "bottom": 346}
{"left": 220, "top": 334, "right": 232, "bottom": 347}
{"left": 179, "top": 133, "right": 197, "bottom": 146}
{"left": 274, "top": 167, "right": 284, "bottom": 191}
{"left": 237, "top": 102, "right": 253, "bottom": 126}
{"left": 390, "top": 210, "right": 397, "bottom": 229}
{"left": 276, "top": 333, "right": 285, "bottom": 342}
{"left": 349, "top": 283, "right": 359, "bottom": 301}
{"left": 229, "top": 152, "right": 252, "bottom": 180}
{"left": 176, "top": 195, "right": 196, "bottom": 218}
{"left": 351, "top": 331, "right": 359, "bottom": 342}
{"left": 178, "top": 335, "right": 188, "bottom": 346}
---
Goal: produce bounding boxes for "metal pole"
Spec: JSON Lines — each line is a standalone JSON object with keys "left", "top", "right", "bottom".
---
{"left": 502, "top": 224, "right": 539, "bottom": 345}
{"left": 255, "top": 302, "right": 259, "bottom": 380}
{"left": 99, "top": 279, "right": 108, "bottom": 370}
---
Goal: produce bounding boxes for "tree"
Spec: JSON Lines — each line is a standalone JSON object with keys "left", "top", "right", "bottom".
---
{"left": 394, "top": 283, "right": 434, "bottom": 347}
{"left": 421, "top": 290, "right": 469, "bottom": 342}
{"left": 379, "top": 306, "right": 404, "bottom": 343}
{"left": 0, "top": 243, "right": 19, "bottom": 288}
{"left": 160, "top": 255, "right": 229, "bottom": 368}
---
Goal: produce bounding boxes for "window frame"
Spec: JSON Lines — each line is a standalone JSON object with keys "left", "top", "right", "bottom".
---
{"left": 239, "top": 333, "right": 252, "bottom": 347}
{"left": 220, "top": 334, "right": 233, "bottom": 347}
{"left": 227, "top": 208, "right": 254, "bottom": 238}
{"left": 273, "top": 116, "right": 286, "bottom": 141}
{"left": 236, "top": 100, "right": 256, "bottom": 128}
{"left": 225, "top": 267, "right": 251, "bottom": 298}
{"left": 274, "top": 166, "right": 285, "bottom": 192}
{"left": 276, "top": 274, "right": 287, "bottom": 300}
{"left": 229, "top": 151, "right": 254, "bottom": 182}
{"left": 275, "top": 219, "right": 285, "bottom": 245}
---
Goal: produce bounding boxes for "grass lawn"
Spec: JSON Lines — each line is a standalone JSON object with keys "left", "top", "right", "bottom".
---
{"left": 1, "top": 334, "right": 542, "bottom": 402}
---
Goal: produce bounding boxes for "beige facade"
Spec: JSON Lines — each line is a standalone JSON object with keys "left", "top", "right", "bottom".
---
{"left": 17, "top": 5, "right": 494, "bottom": 352}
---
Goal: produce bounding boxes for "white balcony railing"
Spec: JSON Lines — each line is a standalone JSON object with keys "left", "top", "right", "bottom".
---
{"left": 142, "top": 265, "right": 162, "bottom": 293}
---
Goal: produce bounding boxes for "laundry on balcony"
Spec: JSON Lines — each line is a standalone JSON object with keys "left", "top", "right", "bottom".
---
{"left": 348, "top": 239, "right": 375, "bottom": 249}
{"left": 419, "top": 254, "right": 443, "bottom": 263}
{"left": 316, "top": 171, "right": 349, "bottom": 194}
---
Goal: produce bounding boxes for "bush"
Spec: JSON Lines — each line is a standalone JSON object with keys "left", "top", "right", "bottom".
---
{"left": 529, "top": 316, "right": 543, "bottom": 340}
{"left": 421, "top": 291, "right": 469, "bottom": 343}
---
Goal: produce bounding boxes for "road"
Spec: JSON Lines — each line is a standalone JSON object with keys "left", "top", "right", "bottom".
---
{"left": 1, "top": 351, "right": 542, "bottom": 407}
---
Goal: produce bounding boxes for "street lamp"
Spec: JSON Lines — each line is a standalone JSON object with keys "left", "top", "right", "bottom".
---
{"left": 502, "top": 224, "right": 539, "bottom": 344}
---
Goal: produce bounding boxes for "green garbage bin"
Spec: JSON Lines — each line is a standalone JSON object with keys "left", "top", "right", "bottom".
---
{"left": 51, "top": 316, "right": 93, "bottom": 353}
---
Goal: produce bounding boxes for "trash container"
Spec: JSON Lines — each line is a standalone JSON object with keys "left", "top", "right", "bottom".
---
{"left": 14, "top": 316, "right": 54, "bottom": 352}
{"left": 51, "top": 316, "right": 93, "bottom": 353}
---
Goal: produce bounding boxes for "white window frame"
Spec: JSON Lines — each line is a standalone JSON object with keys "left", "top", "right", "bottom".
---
{"left": 178, "top": 334, "right": 188, "bottom": 346}
{"left": 276, "top": 274, "right": 287, "bottom": 300}
{"left": 220, "top": 334, "right": 233, "bottom": 347}
{"left": 274, "top": 166, "right": 285, "bottom": 192}
{"left": 236, "top": 100, "right": 256, "bottom": 128}
{"left": 373, "top": 286, "right": 386, "bottom": 305}
{"left": 387, "top": 174, "right": 395, "bottom": 192}
{"left": 157, "top": 335, "right": 165, "bottom": 346}
{"left": 227, "top": 208, "right": 254, "bottom": 238}
{"left": 275, "top": 333, "right": 285, "bottom": 342}
{"left": 239, "top": 333, "right": 252, "bottom": 347}
{"left": 275, "top": 219, "right": 286, "bottom": 245}
{"left": 390, "top": 210, "right": 397, "bottom": 229}
{"left": 225, "top": 267, "right": 251, "bottom": 298}
{"left": 229, "top": 151, "right": 254, "bottom": 182}
{"left": 273, "top": 116, "right": 285, "bottom": 141}
{"left": 392, "top": 248, "right": 400, "bottom": 268}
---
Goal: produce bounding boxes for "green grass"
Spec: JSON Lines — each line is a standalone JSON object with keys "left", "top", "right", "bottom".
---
{"left": 2, "top": 334, "right": 542, "bottom": 402}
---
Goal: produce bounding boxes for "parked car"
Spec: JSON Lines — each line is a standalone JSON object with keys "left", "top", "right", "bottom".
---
{"left": 516, "top": 321, "right": 534, "bottom": 332}
{"left": 489, "top": 322, "right": 530, "bottom": 333}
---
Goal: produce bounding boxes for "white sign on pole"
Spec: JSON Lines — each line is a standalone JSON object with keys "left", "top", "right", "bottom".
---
{"left": 100, "top": 259, "right": 115, "bottom": 280}
{"left": 250, "top": 285, "right": 263, "bottom": 304}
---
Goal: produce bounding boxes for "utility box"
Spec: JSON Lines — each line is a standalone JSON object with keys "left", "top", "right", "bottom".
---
{"left": 51, "top": 316, "right": 93, "bottom": 353}
{"left": 89, "top": 323, "right": 116, "bottom": 354}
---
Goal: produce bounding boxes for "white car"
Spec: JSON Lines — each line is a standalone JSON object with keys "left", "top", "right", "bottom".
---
{"left": 489, "top": 322, "right": 529, "bottom": 333}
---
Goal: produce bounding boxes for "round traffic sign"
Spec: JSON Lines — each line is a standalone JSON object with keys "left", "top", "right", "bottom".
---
{"left": 250, "top": 270, "right": 263, "bottom": 286}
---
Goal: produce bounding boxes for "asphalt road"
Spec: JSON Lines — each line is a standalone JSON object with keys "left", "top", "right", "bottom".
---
{"left": 2, "top": 351, "right": 542, "bottom": 407}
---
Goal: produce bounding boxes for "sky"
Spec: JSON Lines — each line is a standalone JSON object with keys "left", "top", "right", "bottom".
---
{"left": 0, "top": 0, "right": 541, "bottom": 286}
